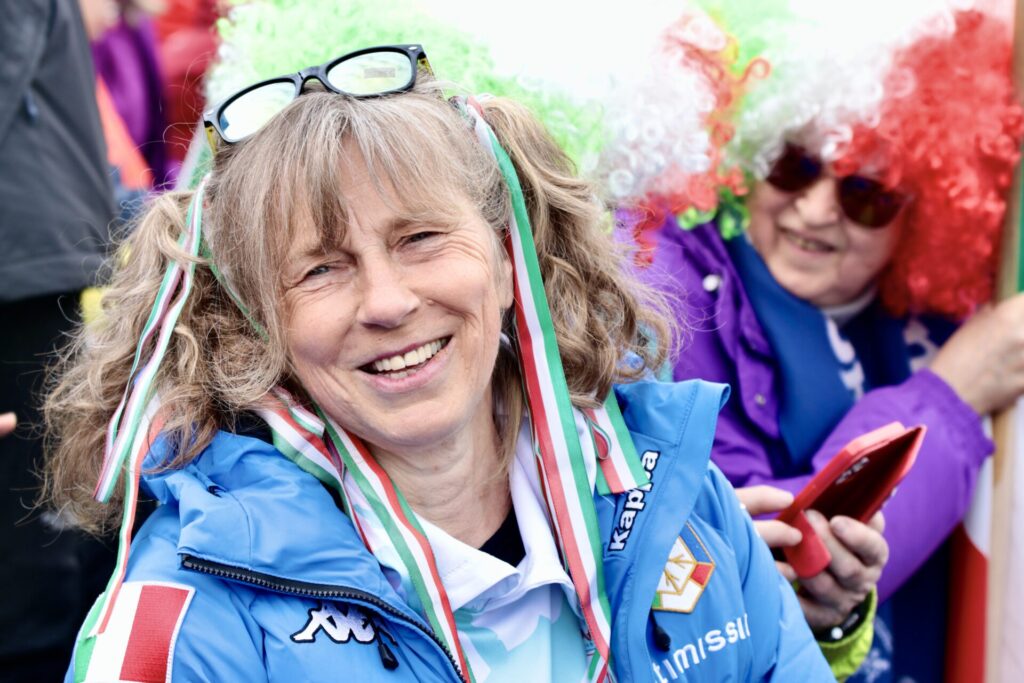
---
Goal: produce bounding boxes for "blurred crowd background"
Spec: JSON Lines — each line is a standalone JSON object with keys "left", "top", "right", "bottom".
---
{"left": 0, "top": 1, "right": 220, "bottom": 678}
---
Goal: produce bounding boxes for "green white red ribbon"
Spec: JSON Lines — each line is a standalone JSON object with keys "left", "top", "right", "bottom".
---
{"left": 94, "top": 180, "right": 207, "bottom": 503}
{"left": 89, "top": 395, "right": 165, "bottom": 640}
{"left": 585, "top": 392, "right": 651, "bottom": 496}
{"left": 75, "top": 395, "right": 165, "bottom": 682}
{"left": 461, "top": 96, "right": 615, "bottom": 681}
{"left": 254, "top": 389, "right": 470, "bottom": 677}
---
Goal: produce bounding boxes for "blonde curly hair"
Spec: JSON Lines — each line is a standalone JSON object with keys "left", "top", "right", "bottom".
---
{"left": 43, "top": 80, "right": 674, "bottom": 534}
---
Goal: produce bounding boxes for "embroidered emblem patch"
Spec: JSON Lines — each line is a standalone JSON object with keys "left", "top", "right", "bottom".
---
{"left": 80, "top": 581, "right": 195, "bottom": 683}
{"left": 652, "top": 524, "right": 715, "bottom": 613}
{"left": 292, "top": 602, "right": 377, "bottom": 645}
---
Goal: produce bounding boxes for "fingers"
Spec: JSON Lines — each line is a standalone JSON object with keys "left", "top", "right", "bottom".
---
{"left": 803, "top": 510, "right": 878, "bottom": 603}
{"left": 935, "top": 296, "right": 1024, "bottom": 414}
{"left": 799, "top": 562, "right": 868, "bottom": 629}
{"left": 0, "top": 412, "right": 15, "bottom": 438}
{"left": 866, "top": 511, "right": 885, "bottom": 534}
{"left": 735, "top": 485, "right": 794, "bottom": 517}
{"left": 794, "top": 511, "right": 887, "bottom": 632}
{"left": 775, "top": 560, "right": 797, "bottom": 583}
{"left": 752, "top": 519, "right": 802, "bottom": 549}
{"left": 830, "top": 514, "right": 889, "bottom": 570}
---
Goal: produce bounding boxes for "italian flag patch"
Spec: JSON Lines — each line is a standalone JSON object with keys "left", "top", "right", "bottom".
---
{"left": 75, "top": 581, "right": 195, "bottom": 683}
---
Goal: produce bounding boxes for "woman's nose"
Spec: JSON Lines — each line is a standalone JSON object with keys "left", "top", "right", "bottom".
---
{"left": 355, "top": 256, "right": 420, "bottom": 329}
{"left": 793, "top": 177, "right": 841, "bottom": 228}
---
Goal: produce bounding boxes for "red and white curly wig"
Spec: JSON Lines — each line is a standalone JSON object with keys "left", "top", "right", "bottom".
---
{"left": 838, "top": 10, "right": 1024, "bottom": 319}
{"left": 620, "top": 6, "right": 1023, "bottom": 320}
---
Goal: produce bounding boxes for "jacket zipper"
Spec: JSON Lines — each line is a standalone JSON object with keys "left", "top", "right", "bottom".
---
{"left": 180, "top": 554, "right": 465, "bottom": 682}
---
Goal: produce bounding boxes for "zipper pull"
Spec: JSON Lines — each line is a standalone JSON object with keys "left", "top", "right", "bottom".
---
{"left": 377, "top": 637, "right": 399, "bottom": 670}
{"left": 374, "top": 618, "right": 400, "bottom": 671}
{"left": 650, "top": 611, "right": 672, "bottom": 652}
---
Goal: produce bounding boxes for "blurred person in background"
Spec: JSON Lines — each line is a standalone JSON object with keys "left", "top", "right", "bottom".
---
{"left": 82, "top": 0, "right": 158, "bottom": 240}
{"left": 153, "top": 0, "right": 220, "bottom": 181}
{"left": 0, "top": 0, "right": 117, "bottom": 679}
{"left": 619, "top": 7, "right": 1024, "bottom": 682}
{"left": 88, "top": 0, "right": 173, "bottom": 187}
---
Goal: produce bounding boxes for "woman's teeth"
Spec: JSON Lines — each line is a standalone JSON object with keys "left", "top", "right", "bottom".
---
{"left": 371, "top": 339, "right": 445, "bottom": 375}
{"left": 783, "top": 229, "right": 833, "bottom": 253}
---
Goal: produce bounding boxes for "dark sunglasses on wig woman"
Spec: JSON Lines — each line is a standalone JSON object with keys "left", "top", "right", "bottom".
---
{"left": 766, "top": 144, "right": 911, "bottom": 228}
{"left": 202, "top": 44, "right": 432, "bottom": 149}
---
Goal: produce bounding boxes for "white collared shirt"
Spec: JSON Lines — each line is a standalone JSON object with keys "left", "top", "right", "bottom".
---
{"left": 350, "top": 419, "right": 591, "bottom": 682}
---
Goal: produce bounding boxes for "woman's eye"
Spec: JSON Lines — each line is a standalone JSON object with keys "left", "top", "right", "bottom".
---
{"left": 304, "top": 264, "right": 331, "bottom": 279}
{"left": 404, "top": 231, "right": 439, "bottom": 245}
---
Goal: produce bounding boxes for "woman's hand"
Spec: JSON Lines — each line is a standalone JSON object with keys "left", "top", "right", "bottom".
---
{"left": 931, "top": 293, "right": 1024, "bottom": 415}
{"left": 797, "top": 510, "right": 888, "bottom": 630}
{"left": 738, "top": 485, "right": 888, "bottom": 630}
{"left": 735, "top": 485, "right": 803, "bottom": 581}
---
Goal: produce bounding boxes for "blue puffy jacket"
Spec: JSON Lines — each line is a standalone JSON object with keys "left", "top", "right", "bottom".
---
{"left": 68, "top": 380, "right": 831, "bottom": 682}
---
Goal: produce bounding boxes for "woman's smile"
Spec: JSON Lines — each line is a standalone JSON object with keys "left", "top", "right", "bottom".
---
{"left": 359, "top": 336, "right": 453, "bottom": 392}
{"left": 777, "top": 226, "right": 837, "bottom": 255}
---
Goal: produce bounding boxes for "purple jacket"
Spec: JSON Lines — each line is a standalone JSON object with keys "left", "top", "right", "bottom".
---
{"left": 643, "top": 217, "right": 992, "bottom": 600}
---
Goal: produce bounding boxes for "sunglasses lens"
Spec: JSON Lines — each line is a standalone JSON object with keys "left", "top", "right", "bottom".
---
{"left": 767, "top": 145, "right": 823, "bottom": 192}
{"left": 219, "top": 80, "right": 296, "bottom": 143}
{"left": 327, "top": 51, "right": 415, "bottom": 96}
{"left": 838, "top": 175, "right": 907, "bottom": 228}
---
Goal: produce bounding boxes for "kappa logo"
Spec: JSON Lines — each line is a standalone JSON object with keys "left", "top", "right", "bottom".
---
{"left": 652, "top": 523, "right": 715, "bottom": 613}
{"left": 609, "top": 450, "right": 661, "bottom": 552}
{"left": 292, "top": 602, "right": 377, "bottom": 645}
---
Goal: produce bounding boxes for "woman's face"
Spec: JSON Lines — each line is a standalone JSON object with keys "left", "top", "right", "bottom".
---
{"left": 747, "top": 177, "right": 903, "bottom": 307}
{"left": 282, "top": 155, "right": 513, "bottom": 456}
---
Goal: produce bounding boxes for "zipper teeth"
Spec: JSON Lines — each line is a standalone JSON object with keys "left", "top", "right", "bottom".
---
{"left": 181, "top": 555, "right": 464, "bottom": 681}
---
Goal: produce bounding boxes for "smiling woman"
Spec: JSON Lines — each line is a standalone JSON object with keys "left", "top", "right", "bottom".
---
{"left": 42, "top": 55, "right": 831, "bottom": 682}
{"left": 630, "top": 7, "right": 1024, "bottom": 682}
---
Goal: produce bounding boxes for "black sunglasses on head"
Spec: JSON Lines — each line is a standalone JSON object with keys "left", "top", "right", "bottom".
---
{"left": 203, "top": 44, "right": 432, "bottom": 149}
{"left": 766, "top": 144, "right": 910, "bottom": 228}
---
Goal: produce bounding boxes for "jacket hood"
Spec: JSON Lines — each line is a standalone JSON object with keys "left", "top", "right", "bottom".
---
{"left": 141, "top": 429, "right": 399, "bottom": 600}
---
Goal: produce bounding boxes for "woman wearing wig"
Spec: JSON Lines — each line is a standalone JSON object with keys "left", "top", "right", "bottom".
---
{"left": 43, "top": 30, "right": 833, "bottom": 683}
{"left": 622, "top": 6, "right": 1024, "bottom": 681}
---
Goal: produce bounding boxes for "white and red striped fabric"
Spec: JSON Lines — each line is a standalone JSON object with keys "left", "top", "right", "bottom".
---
{"left": 945, "top": 459, "right": 991, "bottom": 682}
{"left": 80, "top": 582, "right": 195, "bottom": 683}
{"left": 999, "top": 405, "right": 1024, "bottom": 681}
{"left": 947, "top": 400, "right": 1024, "bottom": 682}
